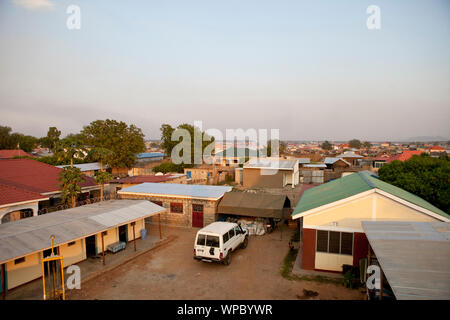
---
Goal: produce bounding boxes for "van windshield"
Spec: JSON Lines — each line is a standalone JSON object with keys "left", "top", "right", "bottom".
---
{"left": 205, "top": 235, "right": 219, "bottom": 248}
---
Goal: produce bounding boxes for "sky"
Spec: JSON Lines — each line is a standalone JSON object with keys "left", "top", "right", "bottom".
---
{"left": 0, "top": 0, "right": 449, "bottom": 141}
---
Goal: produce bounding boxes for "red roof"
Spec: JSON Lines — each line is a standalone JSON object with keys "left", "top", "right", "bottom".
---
{"left": 387, "top": 150, "right": 422, "bottom": 163}
{"left": 0, "top": 149, "right": 34, "bottom": 159}
{"left": 0, "top": 159, "right": 97, "bottom": 194}
{"left": 0, "top": 183, "right": 47, "bottom": 206}
{"left": 428, "top": 145, "right": 446, "bottom": 151}
{"left": 113, "top": 175, "right": 180, "bottom": 184}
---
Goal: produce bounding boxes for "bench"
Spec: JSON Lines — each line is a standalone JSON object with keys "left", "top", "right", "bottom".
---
{"left": 106, "top": 241, "right": 127, "bottom": 253}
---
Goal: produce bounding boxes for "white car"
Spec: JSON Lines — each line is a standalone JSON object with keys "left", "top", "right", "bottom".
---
{"left": 193, "top": 222, "right": 249, "bottom": 265}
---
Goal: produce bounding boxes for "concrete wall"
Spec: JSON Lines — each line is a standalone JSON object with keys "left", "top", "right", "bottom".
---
{"left": 5, "top": 253, "right": 42, "bottom": 290}
{"left": 315, "top": 252, "right": 353, "bottom": 272}
{"left": 243, "top": 168, "right": 285, "bottom": 188}
{"left": 0, "top": 201, "right": 40, "bottom": 224}
{"left": 60, "top": 239, "right": 86, "bottom": 267}
{"left": 119, "top": 193, "right": 219, "bottom": 228}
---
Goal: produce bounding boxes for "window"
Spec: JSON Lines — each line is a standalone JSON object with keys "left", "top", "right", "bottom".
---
{"left": 234, "top": 226, "right": 240, "bottom": 235}
{"left": 316, "top": 230, "right": 353, "bottom": 255}
{"left": 170, "top": 202, "right": 183, "bottom": 214}
{"left": 68, "top": 241, "right": 76, "bottom": 247}
{"left": 197, "top": 234, "right": 206, "bottom": 246}
{"left": 152, "top": 201, "right": 163, "bottom": 206}
{"left": 205, "top": 235, "right": 219, "bottom": 248}
{"left": 228, "top": 229, "right": 235, "bottom": 239}
{"left": 316, "top": 230, "right": 328, "bottom": 252}
{"left": 223, "top": 232, "right": 229, "bottom": 243}
{"left": 14, "top": 257, "right": 25, "bottom": 265}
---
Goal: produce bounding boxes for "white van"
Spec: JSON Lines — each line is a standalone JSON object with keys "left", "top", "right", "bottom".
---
{"left": 193, "top": 222, "right": 248, "bottom": 265}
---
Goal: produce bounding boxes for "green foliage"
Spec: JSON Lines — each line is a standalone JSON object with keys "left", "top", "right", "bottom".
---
{"left": 378, "top": 154, "right": 450, "bottom": 213}
{"left": 39, "top": 127, "right": 61, "bottom": 151}
{"left": 0, "top": 125, "right": 38, "bottom": 151}
{"left": 58, "top": 166, "right": 85, "bottom": 205}
{"left": 266, "top": 139, "right": 287, "bottom": 156}
{"left": 81, "top": 119, "right": 145, "bottom": 168}
{"left": 87, "top": 147, "right": 114, "bottom": 168}
{"left": 321, "top": 141, "right": 333, "bottom": 151}
{"left": 160, "top": 123, "right": 214, "bottom": 164}
{"left": 348, "top": 139, "right": 362, "bottom": 149}
{"left": 362, "top": 141, "right": 372, "bottom": 148}
{"left": 95, "top": 170, "right": 112, "bottom": 185}
{"left": 152, "top": 162, "right": 191, "bottom": 174}
{"left": 54, "top": 137, "right": 87, "bottom": 165}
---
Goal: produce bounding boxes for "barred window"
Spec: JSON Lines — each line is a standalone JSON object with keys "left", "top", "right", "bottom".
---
{"left": 170, "top": 202, "right": 183, "bottom": 214}
{"left": 316, "top": 230, "right": 353, "bottom": 256}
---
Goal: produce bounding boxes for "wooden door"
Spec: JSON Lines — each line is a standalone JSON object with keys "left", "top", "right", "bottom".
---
{"left": 192, "top": 204, "right": 204, "bottom": 228}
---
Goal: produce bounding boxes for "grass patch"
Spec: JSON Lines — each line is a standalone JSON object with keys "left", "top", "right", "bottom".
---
{"left": 281, "top": 249, "right": 298, "bottom": 278}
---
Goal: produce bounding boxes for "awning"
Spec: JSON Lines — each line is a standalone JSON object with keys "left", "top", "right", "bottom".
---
{"left": 217, "top": 192, "right": 290, "bottom": 219}
{"left": 362, "top": 221, "right": 450, "bottom": 300}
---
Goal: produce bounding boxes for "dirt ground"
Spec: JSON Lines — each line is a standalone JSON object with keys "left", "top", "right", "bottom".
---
{"left": 67, "top": 225, "right": 365, "bottom": 300}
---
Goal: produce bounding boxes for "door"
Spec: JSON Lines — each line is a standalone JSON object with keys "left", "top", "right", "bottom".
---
{"left": 192, "top": 204, "right": 204, "bottom": 228}
{"left": 85, "top": 235, "right": 96, "bottom": 257}
{"left": 119, "top": 225, "right": 128, "bottom": 243}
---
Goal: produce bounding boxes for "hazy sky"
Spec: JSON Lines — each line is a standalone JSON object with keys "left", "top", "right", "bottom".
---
{"left": 0, "top": 0, "right": 449, "bottom": 141}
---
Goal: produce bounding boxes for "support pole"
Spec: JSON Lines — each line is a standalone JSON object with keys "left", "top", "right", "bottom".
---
{"left": 379, "top": 269, "right": 384, "bottom": 301}
{"left": 132, "top": 222, "right": 136, "bottom": 252}
{"left": 101, "top": 232, "right": 105, "bottom": 266}
{"left": 158, "top": 214, "right": 162, "bottom": 240}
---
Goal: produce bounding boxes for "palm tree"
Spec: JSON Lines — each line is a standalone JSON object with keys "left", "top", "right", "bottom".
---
{"left": 88, "top": 147, "right": 114, "bottom": 200}
{"left": 58, "top": 167, "right": 85, "bottom": 208}
{"left": 55, "top": 137, "right": 87, "bottom": 167}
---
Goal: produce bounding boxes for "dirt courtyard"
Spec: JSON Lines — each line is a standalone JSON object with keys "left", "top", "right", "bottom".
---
{"left": 67, "top": 225, "right": 365, "bottom": 300}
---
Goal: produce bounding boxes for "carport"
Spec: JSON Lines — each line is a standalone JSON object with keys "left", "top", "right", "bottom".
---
{"left": 217, "top": 192, "right": 291, "bottom": 220}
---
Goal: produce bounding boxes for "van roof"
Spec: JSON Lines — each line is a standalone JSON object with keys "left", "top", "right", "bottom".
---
{"left": 198, "top": 222, "right": 236, "bottom": 235}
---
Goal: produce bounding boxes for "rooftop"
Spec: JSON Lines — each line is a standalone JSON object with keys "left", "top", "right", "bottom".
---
{"left": 337, "top": 151, "right": 363, "bottom": 158}
{"left": 362, "top": 221, "right": 450, "bottom": 300}
{"left": 244, "top": 158, "right": 298, "bottom": 170}
{"left": 214, "top": 147, "right": 259, "bottom": 158}
{"left": 0, "top": 183, "right": 48, "bottom": 206}
{"left": 56, "top": 162, "right": 103, "bottom": 172}
{"left": 136, "top": 152, "right": 165, "bottom": 159}
{"left": 0, "top": 158, "right": 97, "bottom": 194}
{"left": 0, "top": 149, "right": 34, "bottom": 159}
{"left": 292, "top": 171, "right": 449, "bottom": 220}
{"left": 0, "top": 200, "right": 165, "bottom": 264}
{"left": 112, "top": 174, "right": 183, "bottom": 184}
{"left": 118, "top": 183, "right": 232, "bottom": 200}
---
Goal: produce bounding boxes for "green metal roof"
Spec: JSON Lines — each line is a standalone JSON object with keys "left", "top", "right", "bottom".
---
{"left": 293, "top": 171, "right": 449, "bottom": 219}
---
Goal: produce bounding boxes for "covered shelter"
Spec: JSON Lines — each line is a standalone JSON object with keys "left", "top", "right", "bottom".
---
{"left": 217, "top": 192, "right": 291, "bottom": 220}
{"left": 362, "top": 221, "right": 450, "bottom": 300}
{"left": 0, "top": 200, "right": 165, "bottom": 294}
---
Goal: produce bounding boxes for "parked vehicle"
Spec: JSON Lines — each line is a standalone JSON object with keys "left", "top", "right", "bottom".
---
{"left": 194, "top": 222, "right": 248, "bottom": 265}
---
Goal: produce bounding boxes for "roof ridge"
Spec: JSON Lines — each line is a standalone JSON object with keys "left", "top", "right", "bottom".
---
{"left": 358, "top": 171, "right": 376, "bottom": 189}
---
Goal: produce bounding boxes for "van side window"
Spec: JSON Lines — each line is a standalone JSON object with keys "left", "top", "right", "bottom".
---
{"left": 223, "top": 232, "right": 229, "bottom": 243}
{"left": 197, "top": 234, "right": 206, "bottom": 246}
{"left": 229, "top": 229, "right": 234, "bottom": 239}
{"left": 234, "top": 226, "right": 240, "bottom": 235}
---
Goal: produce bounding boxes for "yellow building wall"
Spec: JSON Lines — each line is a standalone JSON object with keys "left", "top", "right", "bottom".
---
{"left": 60, "top": 239, "right": 86, "bottom": 267}
{"left": 315, "top": 253, "right": 353, "bottom": 272}
{"left": 127, "top": 218, "right": 145, "bottom": 241}
{"left": 95, "top": 227, "right": 119, "bottom": 253}
{"left": 6, "top": 253, "right": 42, "bottom": 290}
{"left": 304, "top": 193, "right": 439, "bottom": 231}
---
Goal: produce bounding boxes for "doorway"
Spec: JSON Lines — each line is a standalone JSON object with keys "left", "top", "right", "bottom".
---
{"left": 85, "top": 235, "right": 97, "bottom": 257}
{"left": 192, "top": 204, "right": 204, "bottom": 228}
{"left": 119, "top": 225, "right": 128, "bottom": 243}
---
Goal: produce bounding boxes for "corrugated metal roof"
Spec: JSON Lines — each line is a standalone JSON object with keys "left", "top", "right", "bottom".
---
{"left": 0, "top": 200, "right": 165, "bottom": 264}
{"left": 136, "top": 152, "right": 165, "bottom": 159}
{"left": 324, "top": 157, "right": 351, "bottom": 166}
{"left": 292, "top": 171, "right": 449, "bottom": 219}
{"left": 244, "top": 158, "right": 298, "bottom": 170}
{"left": 118, "top": 183, "right": 232, "bottom": 199}
{"left": 56, "top": 162, "right": 102, "bottom": 172}
{"left": 303, "top": 164, "right": 327, "bottom": 168}
{"left": 337, "top": 151, "right": 362, "bottom": 158}
{"left": 362, "top": 221, "right": 450, "bottom": 300}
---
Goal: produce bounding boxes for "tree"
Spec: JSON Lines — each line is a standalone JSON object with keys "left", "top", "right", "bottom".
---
{"left": 321, "top": 141, "right": 333, "bottom": 151}
{"left": 348, "top": 139, "right": 362, "bottom": 149}
{"left": 81, "top": 119, "right": 145, "bottom": 168}
{"left": 152, "top": 162, "right": 186, "bottom": 174}
{"left": 58, "top": 166, "right": 85, "bottom": 208}
{"left": 378, "top": 154, "right": 450, "bottom": 213}
{"left": 0, "top": 125, "right": 20, "bottom": 149}
{"left": 54, "top": 137, "right": 87, "bottom": 167}
{"left": 88, "top": 147, "right": 114, "bottom": 200}
{"left": 40, "top": 127, "right": 61, "bottom": 151}
{"left": 362, "top": 141, "right": 372, "bottom": 149}
{"left": 266, "top": 139, "right": 287, "bottom": 157}
{"left": 160, "top": 123, "right": 214, "bottom": 164}
{"left": 17, "top": 134, "right": 38, "bottom": 152}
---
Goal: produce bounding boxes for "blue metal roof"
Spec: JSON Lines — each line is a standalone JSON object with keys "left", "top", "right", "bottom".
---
{"left": 118, "top": 183, "right": 232, "bottom": 199}
{"left": 136, "top": 152, "right": 165, "bottom": 159}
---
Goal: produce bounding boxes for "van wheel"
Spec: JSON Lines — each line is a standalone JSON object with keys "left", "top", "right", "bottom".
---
{"left": 224, "top": 252, "right": 231, "bottom": 265}
{"left": 241, "top": 236, "right": 248, "bottom": 249}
